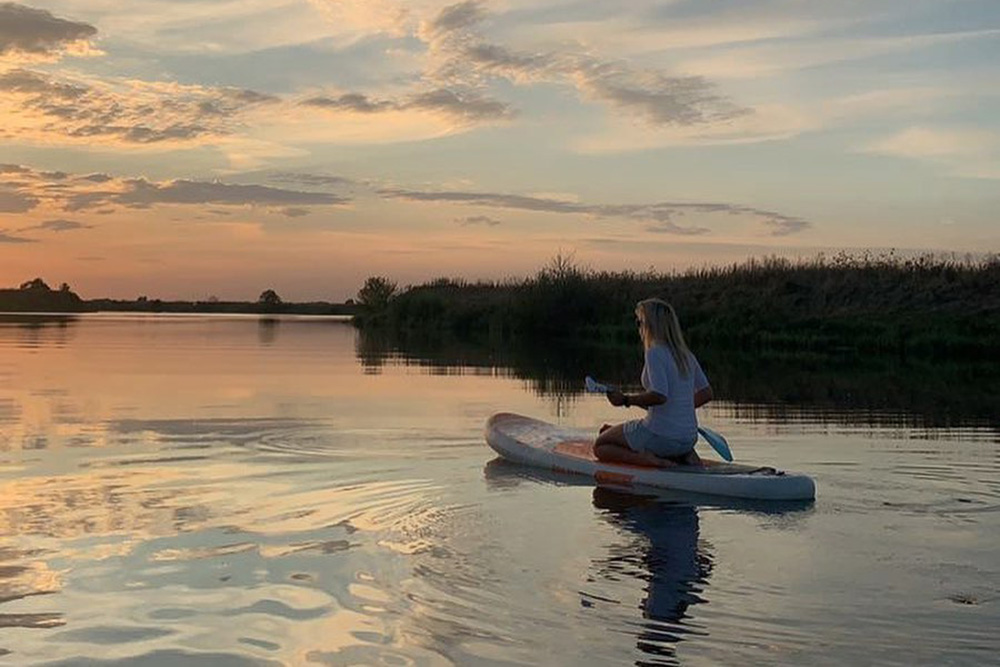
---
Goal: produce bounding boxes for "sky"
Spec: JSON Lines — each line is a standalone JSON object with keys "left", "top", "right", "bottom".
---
{"left": 0, "top": 0, "right": 998, "bottom": 301}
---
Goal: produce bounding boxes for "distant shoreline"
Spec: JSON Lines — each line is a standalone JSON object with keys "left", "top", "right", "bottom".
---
{"left": 0, "top": 286, "right": 358, "bottom": 317}
{"left": 81, "top": 298, "right": 358, "bottom": 316}
{"left": 353, "top": 252, "right": 1000, "bottom": 359}
{"left": 0, "top": 311, "right": 353, "bottom": 319}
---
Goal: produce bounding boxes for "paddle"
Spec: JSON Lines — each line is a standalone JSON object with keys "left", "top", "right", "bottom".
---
{"left": 584, "top": 375, "right": 734, "bottom": 461}
{"left": 697, "top": 426, "right": 733, "bottom": 462}
{"left": 584, "top": 375, "right": 612, "bottom": 393}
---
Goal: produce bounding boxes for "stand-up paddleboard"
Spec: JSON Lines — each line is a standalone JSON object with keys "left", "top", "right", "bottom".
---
{"left": 486, "top": 413, "right": 816, "bottom": 501}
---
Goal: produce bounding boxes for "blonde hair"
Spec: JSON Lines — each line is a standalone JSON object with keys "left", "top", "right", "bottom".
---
{"left": 635, "top": 298, "right": 692, "bottom": 376}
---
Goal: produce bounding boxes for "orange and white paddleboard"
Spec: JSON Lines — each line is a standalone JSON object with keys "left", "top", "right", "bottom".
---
{"left": 485, "top": 413, "right": 816, "bottom": 500}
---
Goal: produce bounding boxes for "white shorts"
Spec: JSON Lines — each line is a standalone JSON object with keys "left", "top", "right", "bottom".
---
{"left": 623, "top": 420, "right": 696, "bottom": 458}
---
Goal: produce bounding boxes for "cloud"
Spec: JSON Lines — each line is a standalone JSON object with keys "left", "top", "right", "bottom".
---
{"left": 301, "top": 86, "right": 515, "bottom": 124}
{"left": 110, "top": 179, "right": 349, "bottom": 209}
{"left": 864, "top": 126, "right": 999, "bottom": 159}
{"left": 571, "top": 85, "right": 961, "bottom": 153}
{"left": 0, "top": 3, "right": 99, "bottom": 62}
{"left": 422, "top": 0, "right": 487, "bottom": 37}
{"left": 0, "top": 1, "right": 746, "bottom": 155}
{"left": 457, "top": 214, "right": 500, "bottom": 226}
{"left": 423, "top": 1, "right": 749, "bottom": 128}
{"left": 861, "top": 125, "right": 1000, "bottom": 180}
{"left": 569, "top": 62, "right": 750, "bottom": 127}
{"left": 305, "top": 0, "right": 417, "bottom": 38}
{"left": 268, "top": 172, "right": 355, "bottom": 188}
{"left": 17, "top": 218, "right": 91, "bottom": 232}
{"left": 0, "top": 164, "right": 352, "bottom": 213}
{"left": 78, "top": 173, "right": 114, "bottom": 183}
{"left": 408, "top": 87, "right": 513, "bottom": 122}
{"left": 2, "top": 163, "right": 808, "bottom": 236}
{"left": 758, "top": 214, "right": 811, "bottom": 237}
{"left": 302, "top": 92, "right": 394, "bottom": 113}
{"left": 0, "top": 229, "right": 36, "bottom": 243}
{"left": 381, "top": 187, "right": 810, "bottom": 236}
{"left": 676, "top": 28, "right": 1000, "bottom": 80}
{"left": 0, "top": 68, "right": 279, "bottom": 146}
{"left": 0, "top": 183, "right": 39, "bottom": 212}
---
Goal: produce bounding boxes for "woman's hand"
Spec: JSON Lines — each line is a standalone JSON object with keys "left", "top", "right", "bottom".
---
{"left": 606, "top": 389, "right": 627, "bottom": 407}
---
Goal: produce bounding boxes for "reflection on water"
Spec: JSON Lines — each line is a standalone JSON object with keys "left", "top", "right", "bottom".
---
{"left": 257, "top": 318, "right": 280, "bottom": 346}
{"left": 355, "top": 326, "right": 1000, "bottom": 433}
{"left": 0, "top": 314, "right": 78, "bottom": 350}
{"left": 589, "top": 487, "right": 712, "bottom": 666}
{"left": 482, "top": 459, "right": 817, "bottom": 666}
{"left": 0, "top": 314, "right": 997, "bottom": 665}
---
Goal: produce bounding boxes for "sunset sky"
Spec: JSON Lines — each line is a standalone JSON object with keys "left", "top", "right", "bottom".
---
{"left": 1, "top": 0, "right": 998, "bottom": 301}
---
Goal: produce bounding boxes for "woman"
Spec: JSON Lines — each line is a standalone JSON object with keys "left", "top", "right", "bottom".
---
{"left": 593, "top": 298, "right": 713, "bottom": 467}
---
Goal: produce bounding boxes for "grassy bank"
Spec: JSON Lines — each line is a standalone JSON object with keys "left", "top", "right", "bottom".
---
{"left": 356, "top": 252, "right": 1000, "bottom": 358}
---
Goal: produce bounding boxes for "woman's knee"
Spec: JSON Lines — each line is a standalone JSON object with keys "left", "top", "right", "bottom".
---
{"left": 593, "top": 442, "right": 616, "bottom": 462}
{"left": 594, "top": 425, "right": 621, "bottom": 448}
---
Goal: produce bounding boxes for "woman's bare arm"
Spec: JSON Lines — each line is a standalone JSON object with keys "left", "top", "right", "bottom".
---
{"left": 607, "top": 389, "right": 666, "bottom": 409}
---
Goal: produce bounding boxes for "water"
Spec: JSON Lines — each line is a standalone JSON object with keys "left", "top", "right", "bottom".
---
{"left": 0, "top": 314, "right": 997, "bottom": 666}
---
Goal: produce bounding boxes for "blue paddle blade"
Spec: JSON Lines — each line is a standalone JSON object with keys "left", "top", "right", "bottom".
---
{"left": 698, "top": 426, "right": 734, "bottom": 462}
{"left": 584, "top": 376, "right": 611, "bottom": 393}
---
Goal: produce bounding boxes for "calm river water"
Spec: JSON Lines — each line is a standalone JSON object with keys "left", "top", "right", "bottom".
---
{"left": 0, "top": 314, "right": 997, "bottom": 666}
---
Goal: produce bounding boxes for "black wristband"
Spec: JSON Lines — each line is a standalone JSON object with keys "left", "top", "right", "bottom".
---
{"left": 623, "top": 395, "right": 630, "bottom": 407}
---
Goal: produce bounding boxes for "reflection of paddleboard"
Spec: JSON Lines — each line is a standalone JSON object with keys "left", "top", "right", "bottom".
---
{"left": 486, "top": 413, "right": 816, "bottom": 500}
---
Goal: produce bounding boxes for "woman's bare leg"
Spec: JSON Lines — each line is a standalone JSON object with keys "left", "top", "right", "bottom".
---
{"left": 593, "top": 424, "right": 676, "bottom": 468}
{"left": 682, "top": 449, "right": 702, "bottom": 466}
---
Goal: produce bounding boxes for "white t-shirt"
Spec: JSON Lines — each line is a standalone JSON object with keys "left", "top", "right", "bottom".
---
{"left": 640, "top": 344, "right": 710, "bottom": 442}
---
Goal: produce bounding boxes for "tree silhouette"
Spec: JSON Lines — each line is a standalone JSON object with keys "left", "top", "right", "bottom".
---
{"left": 357, "top": 276, "right": 397, "bottom": 313}
{"left": 258, "top": 289, "right": 283, "bottom": 313}
{"left": 258, "top": 289, "right": 282, "bottom": 305}
{"left": 20, "top": 278, "right": 51, "bottom": 291}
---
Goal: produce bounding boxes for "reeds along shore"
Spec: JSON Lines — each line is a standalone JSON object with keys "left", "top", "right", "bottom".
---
{"left": 354, "top": 252, "right": 1000, "bottom": 358}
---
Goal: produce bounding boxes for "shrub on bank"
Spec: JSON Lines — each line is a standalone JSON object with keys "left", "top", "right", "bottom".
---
{"left": 356, "top": 252, "right": 1000, "bottom": 357}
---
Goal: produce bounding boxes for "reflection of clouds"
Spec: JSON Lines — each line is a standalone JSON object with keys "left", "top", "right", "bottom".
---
{"left": 0, "top": 553, "right": 61, "bottom": 605}
{"left": 31, "top": 649, "right": 282, "bottom": 665}
{"left": 109, "top": 416, "right": 319, "bottom": 444}
{"left": 0, "top": 398, "right": 21, "bottom": 425}
{"left": 0, "top": 469, "right": 203, "bottom": 539}
{"left": 0, "top": 416, "right": 431, "bottom": 659}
